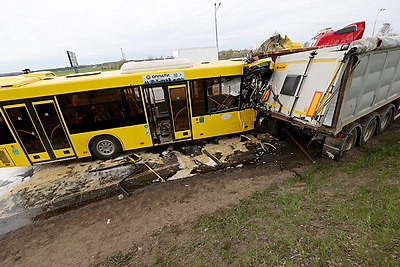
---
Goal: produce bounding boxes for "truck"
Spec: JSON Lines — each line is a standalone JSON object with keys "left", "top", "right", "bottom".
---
{"left": 172, "top": 47, "right": 218, "bottom": 63}
{"left": 250, "top": 36, "right": 400, "bottom": 159}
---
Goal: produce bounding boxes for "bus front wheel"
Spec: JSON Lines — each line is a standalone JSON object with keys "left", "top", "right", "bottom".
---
{"left": 90, "top": 135, "right": 122, "bottom": 160}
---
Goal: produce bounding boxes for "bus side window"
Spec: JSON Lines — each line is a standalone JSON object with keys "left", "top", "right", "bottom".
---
{"left": 58, "top": 87, "right": 146, "bottom": 134}
{"left": 206, "top": 76, "right": 240, "bottom": 113}
{"left": 0, "top": 112, "right": 16, "bottom": 145}
{"left": 190, "top": 80, "right": 207, "bottom": 116}
{"left": 190, "top": 76, "right": 241, "bottom": 116}
{"left": 123, "top": 86, "right": 146, "bottom": 123}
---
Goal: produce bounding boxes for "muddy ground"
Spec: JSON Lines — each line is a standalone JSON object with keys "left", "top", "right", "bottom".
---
{"left": 0, "top": 121, "right": 397, "bottom": 266}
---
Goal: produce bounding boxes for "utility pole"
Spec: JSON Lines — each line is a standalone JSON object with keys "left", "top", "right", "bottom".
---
{"left": 214, "top": 2, "right": 221, "bottom": 59}
{"left": 120, "top": 48, "right": 126, "bottom": 61}
{"left": 372, "top": 8, "right": 385, "bottom": 37}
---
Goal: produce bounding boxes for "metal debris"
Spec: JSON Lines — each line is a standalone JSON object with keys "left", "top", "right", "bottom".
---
{"left": 202, "top": 149, "right": 223, "bottom": 167}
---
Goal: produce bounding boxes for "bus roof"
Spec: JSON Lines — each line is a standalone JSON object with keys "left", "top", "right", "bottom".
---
{"left": 0, "top": 59, "right": 246, "bottom": 103}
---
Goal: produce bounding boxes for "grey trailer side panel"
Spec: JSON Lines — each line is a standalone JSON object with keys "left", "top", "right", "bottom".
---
{"left": 387, "top": 50, "right": 400, "bottom": 99}
{"left": 375, "top": 50, "right": 400, "bottom": 105}
{"left": 337, "top": 47, "right": 400, "bottom": 130}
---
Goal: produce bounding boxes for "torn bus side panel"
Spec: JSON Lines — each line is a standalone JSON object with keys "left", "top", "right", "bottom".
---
{"left": 242, "top": 58, "right": 274, "bottom": 105}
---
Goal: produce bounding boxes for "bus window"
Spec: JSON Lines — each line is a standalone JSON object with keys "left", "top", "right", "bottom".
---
{"left": 150, "top": 87, "right": 169, "bottom": 117}
{"left": 6, "top": 107, "right": 46, "bottom": 154}
{"left": 189, "top": 80, "right": 207, "bottom": 116}
{"left": 0, "top": 112, "right": 16, "bottom": 145}
{"left": 207, "top": 77, "right": 240, "bottom": 113}
{"left": 123, "top": 87, "right": 145, "bottom": 119}
{"left": 34, "top": 103, "right": 70, "bottom": 150}
{"left": 57, "top": 87, "right": 146, "bottom": 134}
{"left": 190, "top": 76, "right": 241, "bottom": 115}
{"left": 169, "top": 86, "right": 190, "bottom": 132}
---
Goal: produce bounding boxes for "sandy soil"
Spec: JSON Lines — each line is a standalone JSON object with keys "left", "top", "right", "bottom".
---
{"left": 0, "top": 120, "right": 397, "bottom": 266}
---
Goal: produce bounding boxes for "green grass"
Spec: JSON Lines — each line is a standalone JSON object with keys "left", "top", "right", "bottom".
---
{"left": 94, "top": 132, "right": 400, "bottom": 266}
{"left": 102, "top": 252, "right": 134, "bottom": 267}
{"left": 53, "top": 61, "right": 123, "bottom": 76}
{"left": 53, "top": 66, "right": 116, "bottom": 76}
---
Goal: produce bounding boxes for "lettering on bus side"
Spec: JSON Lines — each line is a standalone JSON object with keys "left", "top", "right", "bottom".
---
{"left": 143, "top": 72, "right": 184, "bottom": 84}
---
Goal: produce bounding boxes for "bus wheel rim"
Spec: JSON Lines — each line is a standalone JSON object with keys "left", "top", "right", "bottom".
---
{"left": 97, "top": 140, "right": 115, "bottom": 155}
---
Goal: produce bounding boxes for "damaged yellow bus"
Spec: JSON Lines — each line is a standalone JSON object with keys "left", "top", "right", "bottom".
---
{"left": 0, "top": 58, "right": 272, "bottom": 167}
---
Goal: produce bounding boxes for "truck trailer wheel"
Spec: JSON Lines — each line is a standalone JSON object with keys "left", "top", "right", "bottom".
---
{"left": 376, "top": 104, "right": 395, "bottom": 134}
{"left": 90, "top": 135, "right": 122, "bottom": 160}
{"left": 342, "top": 125, "right": 359, "bottom": 151}
{"left": 267, "top": 118, "right": 287, "bottom": 140}
{"left": 358, "top": 113, "right": 378, "bottom": 146}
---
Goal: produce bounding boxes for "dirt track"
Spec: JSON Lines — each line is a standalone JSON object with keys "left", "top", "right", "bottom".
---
{"left": 1, "top": 120, "right": 396, "bottom": 266}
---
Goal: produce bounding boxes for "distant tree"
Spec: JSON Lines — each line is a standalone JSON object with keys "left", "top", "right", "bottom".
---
{"left": 378, "top": 23, "right": 393, "bottom": 36}
{"left": 219, "top": 49, "right": 251, "bottom": 60}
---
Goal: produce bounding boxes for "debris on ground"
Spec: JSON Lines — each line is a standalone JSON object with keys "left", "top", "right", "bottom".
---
{"left": 0, "top": 132, "right": 284, "bottom": 235}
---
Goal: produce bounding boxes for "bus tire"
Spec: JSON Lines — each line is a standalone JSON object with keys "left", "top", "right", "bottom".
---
{"left": 90, "top": 135, "right": 122, "bottom": 160}
{"left": 376, "top": 104, "right": 395, "bottom": 134}
{"left": 358, "top": 113, "right": 378, "bottom": 146}
{"left": 255, "top": 114, "right": 269, "bottom": 133}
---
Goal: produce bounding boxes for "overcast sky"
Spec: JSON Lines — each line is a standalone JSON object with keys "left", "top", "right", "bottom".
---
{"left": 1, "top": 0, "right": 399, "bottom": 74}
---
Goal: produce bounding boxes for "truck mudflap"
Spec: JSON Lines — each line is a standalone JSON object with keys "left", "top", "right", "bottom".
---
{"left": 322, "top": 123, "right": 361, "bottom": 160}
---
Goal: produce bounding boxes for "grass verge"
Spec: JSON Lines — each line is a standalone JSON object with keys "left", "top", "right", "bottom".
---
{"left": 94, "top": 132, "right": 400, "bottom": 266}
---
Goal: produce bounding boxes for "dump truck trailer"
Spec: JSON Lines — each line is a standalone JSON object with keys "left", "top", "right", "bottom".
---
{"left": 254, "top": 37, "right": 400, "bottom": 159}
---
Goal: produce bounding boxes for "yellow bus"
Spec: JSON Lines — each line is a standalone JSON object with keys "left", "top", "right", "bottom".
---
{"left": 0, "top": 58, "right": 272, "bottom": 167}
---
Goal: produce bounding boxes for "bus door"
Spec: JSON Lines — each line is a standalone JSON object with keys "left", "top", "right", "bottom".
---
{"left": 168, "top": 85, "right": 192, "bottom": 140}
{"left": 143, "top": 86, "right": 174, "bottom": 144}
{"left": 4, "top": 100, "right": 75, "bottom": 163}
{"left": 143, "top": 84, "right": 192, "bottom": 144}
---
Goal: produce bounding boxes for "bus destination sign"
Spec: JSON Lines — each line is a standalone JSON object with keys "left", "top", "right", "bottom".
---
{"left": 143, "top": 72, "right": 184, "bottom": 84}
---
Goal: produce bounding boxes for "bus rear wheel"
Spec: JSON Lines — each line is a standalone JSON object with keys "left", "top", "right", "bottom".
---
{"left": 255, "top": 114, "right": 269, "bottom": 133}
{"left": 90, "top": 135, "right": 122, "bottom": 160}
